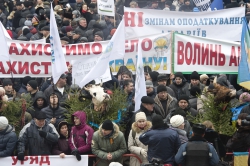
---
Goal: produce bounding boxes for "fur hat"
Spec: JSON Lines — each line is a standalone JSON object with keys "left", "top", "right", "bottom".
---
{"left": 170, "top": 115, "right": 184, "bottom": 128}
{"left": 145, "top": 80, "right": 153, "bottom": 88}
{"left": 135, "top": 112, "right": 147, "bottom": 122}
{"left": 200, "top": 74, "right": 209, "bottom": 82}
{"left": 141, "top": 96, "right": 155, "bottom": 104}
{"left": 190, "top": 71, "right": 199, "bottom": 80}
{"left": 102, "top": 120, "right": 113, "bottom": 130}
{"left": 178, "top": 95, "right": 189, "bottom": 102}
{"left": 0, "top": 116, "right": 8, "bottom": 130}
{"left": 27, "top": 80, "right": 38, "bottom": 90}
{"left": 157, "top": 85, "right": 167, "bottom": 94}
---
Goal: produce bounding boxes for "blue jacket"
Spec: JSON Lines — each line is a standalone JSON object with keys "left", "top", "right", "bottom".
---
{"left": 175, "top": 141, "right": 220, "bottom": 166}
{"left": 0, "top": 125, "right": 17, "bottom": 157}
{"left": 139, "top": 128, "right": 181, "bottom": 165}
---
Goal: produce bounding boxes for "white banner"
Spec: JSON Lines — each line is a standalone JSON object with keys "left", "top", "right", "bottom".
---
{"left": 172, "top": 33, "right": 240, "bottom": 74}
{"left": 1, "top": 33, "right": 171, "bottom": 77}
{"left": 0, "top": 155, "right": 88, "bottom": 166}
{"left": 71, "top": 56, "right": 111, "bottom": 86}
{"left": 97, "top": 0, "right": 115, "bottom": 17}
{"left": 124, "top": 7, "right": 244, "bottom": 41}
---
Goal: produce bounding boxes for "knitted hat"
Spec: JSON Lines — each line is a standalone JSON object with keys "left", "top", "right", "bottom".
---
{"left": 41, "top": 26, "right": 50, "bottom": 31}
{"left": 216, "top": 76, "right": 229, "bottom": 88}
{"left": 80, "top": 37, "right": 88, "bottom": 42}
{"left": 61, "top": 26, "right": 72, "bottom": 33}
{"left": 152, "top": 114, "right": 165, "bottom": 129}
{"left": 178, "top": 95, "right": 189, "bottom": 102}
{"left": 239, "top": 92, "right": 250, "bottom": 103}
{"left": 102, "top": 120, "right": 113, "bottom": 130}
{"left": 157, "top": 85, "right": 167, "bottom": 94}
{"left": 200, "top": 74, "right": 209, "bottom": 82}
{"left": 145, "top": 80, "right": 153, "bottom": 88}
{"left": 24, "top": 20, "right": 32, "bottom": 26}
{"left": 170, "top": 115, "right": 184, "bottom": 128}
{"left": 0, "top": 116, "right": 8, "bottom": 130}
{"left": 192, "top": 123, "right": 206, "bottom": 135}
{"left": 27, "top": 80, "right": 38, "bottom": 90}
{"left": 171, "top": 108, "right": 187, "bottom": 117}
{"left": 141, "top": 96, "right": 155, "bottom": 104}
{"left": 35, "top": 111, "right": 47, "bottom": 120}
{"left": 144, "top": 66, "right": 152, "bottom": 73}
{"left": 23, "top": 28, "right": 30, "bottom": 35}
{"left": 149, "top": 71, "right": 159, "bottom": 82}
{"left": 22, "top": 76, "right": 32, "bottom": 86}
{"left": 2, "top": 78, "right": 13, "bottom": 86}
{"left": 33, "top": 15, "right": 40, "bottom": 23}
{"left": 135, "top": 112, "right": 147, "bottom": 122}
{"left": 189, "top": 86, "right": 201, "bottom": 97}
{"left": 60, "top": 36, "right": 70, "bottom": 42}
{"left": 157, "top": 74, "right": 168, "bottom": 81}
{"left": 190, "top": 71, "right": 199, "bottom": 80}
{"left": 174, "top": 72, "right": 184, "bottom": 79}
{"left": 95, "top": 31, "right": 103, "bottom": 39}
{"left": 58, "top": 121, "right": 68, "bottom": 131}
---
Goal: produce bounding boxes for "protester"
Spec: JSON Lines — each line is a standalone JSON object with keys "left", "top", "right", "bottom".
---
{"left": 91, "top": 119, "right": 127, "bottom": 166}
{"left": 170, "top": 115, "right": 188, "bottom": 144}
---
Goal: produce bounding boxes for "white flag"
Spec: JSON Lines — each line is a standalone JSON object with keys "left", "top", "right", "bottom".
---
{"left": 0, "top": 22, "right": 10, "bottom": 61}
{"left": 134, "top": 38, "right": 147, "bottom": 112}
{"left": 50, "top": 3, "right": 68, "bottom": 84}
{"left": 79, "top": 19, "right": 125, "bottom": 88}
{"left": 0, "top": 22, "right": 11, "bottom": 39}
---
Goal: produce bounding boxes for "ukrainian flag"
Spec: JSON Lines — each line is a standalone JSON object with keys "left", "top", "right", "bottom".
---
{"left": 238, "top": 18, "right": 250, "bottom": 90}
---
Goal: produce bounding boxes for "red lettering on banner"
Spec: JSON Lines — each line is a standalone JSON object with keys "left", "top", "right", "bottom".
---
{"left": 66, "top": 45, "right": 77, "bottom": 55}
{"left": 124, "top": 12, "right": 143, "bottom": 27}
{"left": 41, "top": 62, "right": 50, "bottom": 74}
{"left": 177, "top": 41, "right": 184, "bottom": 64}
{"left": 7, "top": 61, "right": 17, "bottom": 74}
{"left": 9, "top": 43, "right": 19, "bottom": 55}
{"left": 194, "top": 43, "right": 200, "bottom": 65}
{"left": 0, "top": 62, "right": 6, "bottom": 74}
{"left": 125, "top": 40, "right": 129, "bottom": 53}
{"left": 229, "top": 46, "right": 238, "bottom": 66}
{"left": 201, "top": 44, "right": 209, "bottom": 65}
{"left": 44, "top": 44, "right": 51, "bottom": 55}
{"left": 209, "top": 44, "right": 217, "bottom": 66}
{"left": 31, "top": 44, "right": 43, "bottom": 55}
{"left": 19, "top": 44, "right": 31, "bottom": 55}
{"left": 92, "top": 43, "right": 102, "bottom": 54}
{"left": 125, "top": 39, "right": 138, "bottom": 52}
{"left": 20, "top": 156, "right": 29, "bottom": 165}
{"left": 185, "top": 42, "right": 192, "bottom": 65}
{"left": 11, "top": 156, "right": 18, "bottom": 165}
{"left": 77, "top": 44, "right": 90, "bottom": 55}
{"left": 40, "top": 156, "right": 50, "bottom": 165}
{"left": 218, "top": 46, "right": 226, "bottom": 66}
{"left": 30, "top": 156, "right": 39, "bottom": 164}
{"left": 18, "top": 62, "right": 29, "bottom": 74}
{"left": 30, "top": 62, "right": 41, "bottom": 74}
{"left": 141, "top": 38, "right": 152, "bottom": 51}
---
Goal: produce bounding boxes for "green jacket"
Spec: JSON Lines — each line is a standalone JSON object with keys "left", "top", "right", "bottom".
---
{"left": 91, "top": 123, "right": 127, "bottom": 166}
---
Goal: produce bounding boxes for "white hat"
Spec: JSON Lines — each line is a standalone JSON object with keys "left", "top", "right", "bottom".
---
{"left": 0, "top": 116, "right": 8, "bottom": 130}
{"left": 170, "top": 115, "right": 184, "bottom": 128}
{"left": 135, "top": 112, "right": 147, "bottom": 122}
{"left": 109, "top": 162, "right": 123, "bottom": 166}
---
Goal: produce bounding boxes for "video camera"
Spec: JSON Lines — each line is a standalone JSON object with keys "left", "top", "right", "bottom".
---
{"left": 241, "top": 115, "right": 250, "bottom": 126}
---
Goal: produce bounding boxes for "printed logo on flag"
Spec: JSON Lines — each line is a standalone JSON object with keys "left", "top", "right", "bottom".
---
{"left": 50, "top": 36, "right": 55, "bottom": 64}
{"left": 154, "top": 36, "right": 170, "bottom": 58}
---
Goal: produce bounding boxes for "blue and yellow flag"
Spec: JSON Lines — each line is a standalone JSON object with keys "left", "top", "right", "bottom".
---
{"left": 238, "top": 18, "right": 250, "bottom": 90}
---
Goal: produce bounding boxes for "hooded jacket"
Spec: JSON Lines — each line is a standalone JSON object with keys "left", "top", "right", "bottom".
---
{"left": 0, "top": 125, "right": 17, "bottom": 157}
{"left": 128, "top": 121, "right": 152, "bottom": 166}
{"left": 27, "top": 91, "right": 48, "bottom": 118}
{"left": 91, "top": 123, "right": 127, "bottom": 166}
{"left": 154, "top": 94, "right": 177, "bottom": 118}
{"left": 68, "top": 111, "right": 94, "bottom": 154}
{"left": 17, "top": 119, "right": 59, "bottom": 155}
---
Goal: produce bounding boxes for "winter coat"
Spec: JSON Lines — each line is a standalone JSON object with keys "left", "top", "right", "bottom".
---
{"left": 139, "top": 127, "right": 181, "bottom": 164}
{"left": 52, "top": 135, "right": 71, "bottom": 155}
{"left": 128, "top": 121, "right": 152, "bottom": 166}
{"left": 241, "top": 104, "right": 250, "bottom": 114}
{"left": 69, "top": 111, "right": 94, "bottom": 154}
{"left": 26, "top": 91, "right": 48, "bottom": 118}
{"left": 189, "top": 96, "right": 198, "bottom": 110}
{"left": 169, "top": 81, "right": 189, "bottom": 100}
{"left": 187, "top": 83, "right": 205, "bottom": 97}
{"left": 91, "top": 123, "right": 127, "bottom": 166}
{"left": 17, "top": 120, "right": 59, "bottom": 155}
{"left": 131, "top": 105, "right": 162, "bottom": 123}
{"left": 154, "top": 94, "right": 177, "bottom": 119}
{"left": 169, "top": 126, "right": 188, "bottom": 144}
{"left": 147, "top": 88, "right": 157, "bottom": 99}
{"left": 75, "top": 25, "right": 88, "bottom": 36}
{"left": 41, "top": 105, "right": 67, "bottom": 128}
{"left": 0, "top": 12, "right": 7, "bottom": 27}
{"left": 0, "top": 125, "right": 17, "bottom": 157}
{"left": 17, "top": 84, "right": 28, "bottom": 95}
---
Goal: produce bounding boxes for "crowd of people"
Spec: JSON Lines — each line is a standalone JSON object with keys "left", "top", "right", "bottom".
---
{"left": 0, "top": 63, "right": 250, "bottom": 166}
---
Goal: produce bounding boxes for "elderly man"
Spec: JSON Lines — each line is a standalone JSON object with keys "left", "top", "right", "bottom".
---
{"left": 91, "top": 120, "right": 127, "bottom": 166}
{"left": 17, "top": 111, "right": 59, "bottom": 160}
{"left": 154, "top": 85, "right": 177, "bottom": 119}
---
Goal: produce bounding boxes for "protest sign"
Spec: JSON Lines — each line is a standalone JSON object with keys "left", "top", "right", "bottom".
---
{"left": 97, "top": 0, "right": 115, "bottom": 16}
{"left": 124, "top": 7, "right": 244, "bottom": 41}
{"left": 172, "top": 33, "right": 240, "bottom": 74}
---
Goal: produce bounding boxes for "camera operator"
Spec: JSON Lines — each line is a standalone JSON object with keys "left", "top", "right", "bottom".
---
{"left": 226, "top": 113, "right": 250, "bottom": 165}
